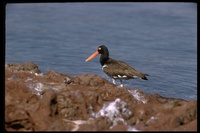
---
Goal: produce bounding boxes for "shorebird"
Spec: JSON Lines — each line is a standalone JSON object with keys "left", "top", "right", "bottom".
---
{"left": 85, "top": 45, "right": 149, "bottom": 87}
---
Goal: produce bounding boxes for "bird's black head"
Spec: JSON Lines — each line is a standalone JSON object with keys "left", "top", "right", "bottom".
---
{"left": 98, "top": 45, "right": 109, "bottom": 56}
{"left": 98, "top": 45, "right": 109, "bottom": 66}
{"left": 85, "top": 45, "right": 109, "bottom": 63}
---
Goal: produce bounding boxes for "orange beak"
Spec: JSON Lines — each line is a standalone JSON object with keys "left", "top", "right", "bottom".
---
{"left": 85, "top": 51, "right": 99, "bottom": 62}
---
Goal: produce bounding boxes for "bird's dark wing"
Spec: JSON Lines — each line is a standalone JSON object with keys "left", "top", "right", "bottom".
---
{"left": 103, "top": 58, "right": 148, "bottom": 79}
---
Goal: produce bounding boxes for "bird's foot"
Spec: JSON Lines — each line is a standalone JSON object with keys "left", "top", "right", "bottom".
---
{"left": 119, "top": 80, "right": 124, "bottom": 87}
{"left": 116, "top": 84, "right": 124, "bottom": 88}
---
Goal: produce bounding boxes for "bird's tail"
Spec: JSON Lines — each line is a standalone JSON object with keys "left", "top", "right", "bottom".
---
{"left": 142, "top": 76, "right": 148, "bottom": 80}
{"left": 142, "top": 73, "right": 149, "bottom": 80}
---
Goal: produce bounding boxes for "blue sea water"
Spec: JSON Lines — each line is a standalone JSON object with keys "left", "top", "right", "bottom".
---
{"left": 5, "top": 3, "right": 197, "bottom": 101}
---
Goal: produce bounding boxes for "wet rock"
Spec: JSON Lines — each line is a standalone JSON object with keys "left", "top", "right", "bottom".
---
{"left": 56, "top": 90, "right": 88, "bottom": 120}
{"left": 5, "top": 62, "right": 197, "bottom": 131}
{"left": 6, "top": 62, "right": 41, "bottom": 73}
{"left": 5, "top": 105, "right": 34, "bottom": 131}
{"left": 45, "top": 70, "right": 70, "bottom": 83}
{"left": 70, "top": 74, "right": 114, "bottom": 87}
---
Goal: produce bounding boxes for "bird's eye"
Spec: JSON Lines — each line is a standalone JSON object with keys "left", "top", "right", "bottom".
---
{"left": 98, "top": 47, "right": 101, "bottom": 50}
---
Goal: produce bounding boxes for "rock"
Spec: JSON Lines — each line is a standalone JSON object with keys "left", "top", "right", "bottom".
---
{"left": 6, "top": 62, "right": 41, "bottom": 73}
{"left": 5, "top": 62, "right": 197, "bottom": 131}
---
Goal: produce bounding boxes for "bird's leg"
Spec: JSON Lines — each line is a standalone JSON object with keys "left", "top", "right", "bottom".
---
{"left": 112, "top": 79, "right": 116, "bottom": 85}
{"left": 120, "top": 80, "right": 123, "bottom": 87}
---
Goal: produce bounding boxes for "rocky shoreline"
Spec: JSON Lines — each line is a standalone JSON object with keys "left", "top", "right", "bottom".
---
{"left": 5, "top": 62, "right": 197, "bottom": 131}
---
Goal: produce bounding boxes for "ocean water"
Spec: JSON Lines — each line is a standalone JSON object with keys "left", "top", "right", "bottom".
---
{"left": 5, "top": 3, "right": 197, "bottom": 101}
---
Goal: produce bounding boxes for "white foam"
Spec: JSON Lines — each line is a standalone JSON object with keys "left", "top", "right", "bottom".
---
{"left": 25, "top": 78, "right": 32, "bottom": 82}
{"left": 128, "top": 89, "right": 147, "bottom": 104}
{"left": 63, "top": 119, "right": 90, "bottom": 131}
{"left": 127, "top": 126, "right": 139, "bottom": 131}
{"left": 62, "top": 98, "right": 139, "bottom": 131}
{"left": 35, "top": 72, "right": 44, "bottom": 76}
{"left": 95, "top": 98, "right": 133, "bottom": 129}
{"left": 26, "top": 82, "right": 50, "bottom": 96}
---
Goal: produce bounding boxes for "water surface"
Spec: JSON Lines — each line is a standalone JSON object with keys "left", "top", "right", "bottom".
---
{"left": 6, "top": 3, "right": 197, "bottom": 100}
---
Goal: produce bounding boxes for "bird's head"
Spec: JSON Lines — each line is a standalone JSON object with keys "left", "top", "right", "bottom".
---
{"left": 85, "top": 45, "right": 109, "bottom": 62}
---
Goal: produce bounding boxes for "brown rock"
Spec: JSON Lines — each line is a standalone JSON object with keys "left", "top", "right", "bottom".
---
{"left": 5, "top": 62, "right": 197, "bottom": 131}
{"left": 6, "top": 62, "right": 41, "bottom": 73}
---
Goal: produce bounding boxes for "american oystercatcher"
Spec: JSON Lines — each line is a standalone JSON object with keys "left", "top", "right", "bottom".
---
{"left": 85, "top": 45, "right": 149, "bottom": 87}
